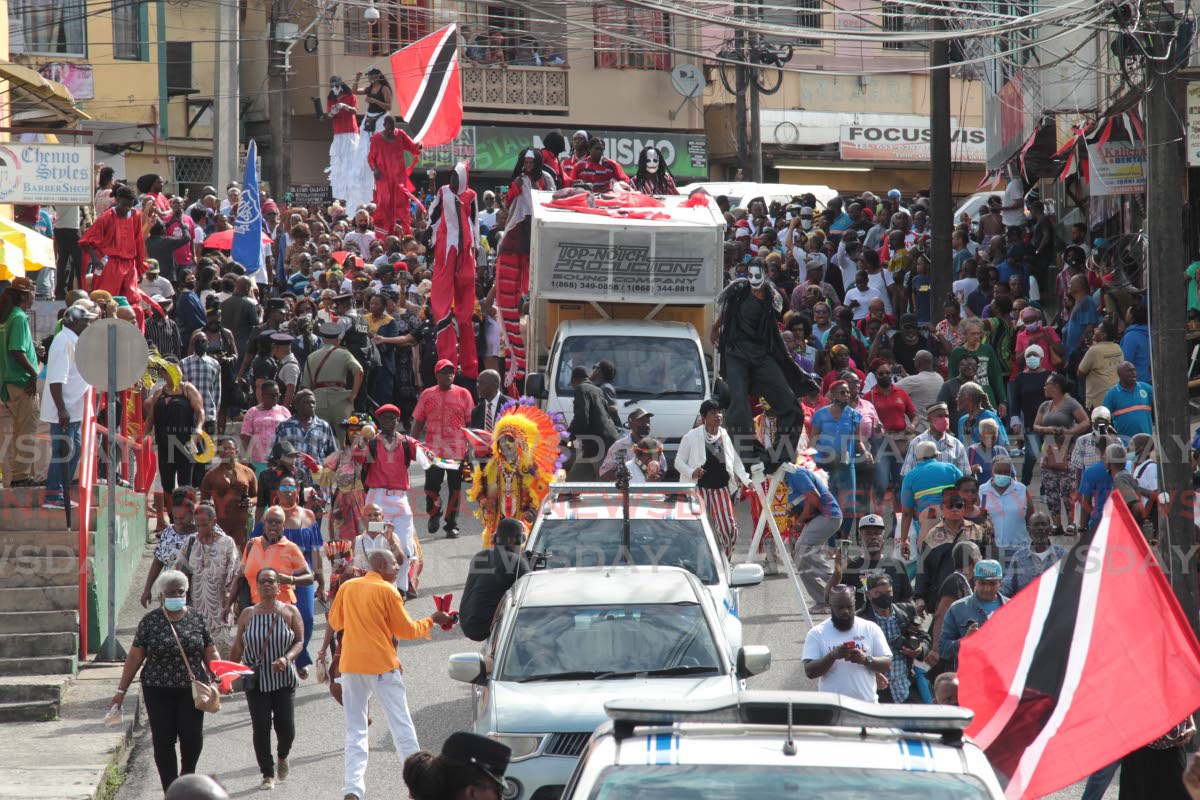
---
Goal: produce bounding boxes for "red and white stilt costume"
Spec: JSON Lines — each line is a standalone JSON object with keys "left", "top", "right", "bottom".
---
{"left": 368, "top": 125, "right": 422, "bottom": 237}
{"left": 79, "top": 207, "right": 148, "bottom": 300}
{"left": 428, "top": 162, "right": 479, "bottom": 380}
{"left": 496, "top": 156, "right": 553, "bottom": 392}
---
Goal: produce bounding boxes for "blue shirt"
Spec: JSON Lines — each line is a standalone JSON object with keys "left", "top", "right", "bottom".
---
{"left": 956, "top": 409, "right": 1010, "bottom": 447}
{"left": 996, "top": 259, "right": 1025, "bottom": 285}
{"left": 785, "top": 466, "right": 841, "bottom": 519}
{"left": 900, "top": 460, "right": 963, "bottom": 512}
{"left": 1078, "top": 461, "right": 1115, "bottom": 525}
{"left": 1121, "top": 324, "right": 1151, "bottom": 382}
{"left": 909, "top": 273, "right": 932, "bottom": 325}
{"left": 809, "top": 405, "right": 862, "bottom": 467}
{"left": 979, "top": 479, "right": 1029, "bottom": 549}
{"left": 1103, "top": 382, "right": 1154, "bottom": 438}
{"left": 1063, "top": 295, "right": 1099, "bottom": 357}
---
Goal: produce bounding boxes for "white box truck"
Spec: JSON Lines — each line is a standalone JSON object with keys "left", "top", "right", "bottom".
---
{"left": 522, "top": 191, "right": 725, "bottom": 461}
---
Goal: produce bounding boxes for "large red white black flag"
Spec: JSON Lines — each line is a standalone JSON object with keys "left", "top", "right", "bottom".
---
{"left": 959, "top": 493, "right": 1200, "bottom": 800}
{"left": 390, "top": 24, "right": 462, "bottom": 146}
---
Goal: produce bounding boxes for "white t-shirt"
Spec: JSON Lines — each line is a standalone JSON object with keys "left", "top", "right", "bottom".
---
{"left": 844, "top": 286, "right": 885, "bottom": 321}
{"left": 40, "top": 328, "right": 90, "bottom": 423}
{"left": 866, "top": 269, "right": 894, "bottom": 314}
{"left": 479, "top": 209, "right": 498, "bottom": 230}
{"left": 953, "top": 278, "right": 979, "bottom": 306}
{"left": 139, "top": 275, "right": 175, "bottom": 299}
{"left": 343, "top": 229, "right": 377, "bottom": 256}
{"left": 801, "top": 616, "right": 892, "bottom": 703}
{"left": 1002, "top": 178, "right": 1025, "bottom": 227}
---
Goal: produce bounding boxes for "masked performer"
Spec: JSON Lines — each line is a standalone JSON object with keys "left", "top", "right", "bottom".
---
{"left": 368, "top": 115, "right": 423, "bottom": 237}
{"left": 324, "top": 75, "right": 374, "bottom": 214}
{"left": 468, "top": 399, "right": 566, "bottom": 547}
{"left": 428, "top": 161, "right": 479, "bottom": 379}
{"left": 81, "top": 185, "right": 147, "bottom": 301}
{"left": 630, "top": 145, "right": 678, "bottom": 196}
{"left": 713, "top": 262, "right": 819, "bottom": 468}
{"left": 495, "top": 149, "right": 554, "bottom": 391}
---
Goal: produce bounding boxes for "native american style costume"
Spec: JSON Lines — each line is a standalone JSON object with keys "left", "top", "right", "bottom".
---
{"left": 630, "top": 145, "right": 679, "bottom": 196}
{"left": 324, "top": 78, "right": 374, "bottom": 213}
{"left": 368, "top": 118, "right": 423, "bottom": 236}
{"left": 496, "top": 150, "right": 555, "bottom": 391}
{"left": 468, "top": 398, "right": 567, "bottom": 547}
{"left": 428, "top": 161, "right": 479, "bottom": 379}
{"left": 80, "top": 206, "right": 148, "bottom": 300}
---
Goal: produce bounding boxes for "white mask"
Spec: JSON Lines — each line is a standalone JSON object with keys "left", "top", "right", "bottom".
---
{"left": 645, "top": 150, "right": 659, "bottom": 174}
{"left": 801, "top": 217, "right": 813, "bottom": 231}
{"left": 748, "top": 265, "right": 765, "bottom": 289}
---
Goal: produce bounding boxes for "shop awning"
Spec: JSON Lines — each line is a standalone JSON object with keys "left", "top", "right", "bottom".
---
{"left": 0, "top": 217, "right": 56, "bottom": 280}
{"left": 0, "top": 59, "right": 89, "bottom": 123}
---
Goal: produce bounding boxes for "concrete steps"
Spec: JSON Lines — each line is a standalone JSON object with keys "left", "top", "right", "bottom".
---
{"left": 0, "top": 610, "right": 78, "bottom": 634}
{"left": 0, "top": 674, "right": 72, "bottom": 704}
{"left": 0, "top": 633, "right": 78, "bottom": 659}
{"left": 0, "top": 557, "right": 81, "bottom": 588}
{"left": 0, "top": 585, "right": 78, "bottom": 613}
{"left": 0, "top": 655, "right": 77, "bottom": 676}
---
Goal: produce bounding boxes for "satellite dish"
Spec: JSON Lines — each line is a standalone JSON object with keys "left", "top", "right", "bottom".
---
{"left": 671, "top": 64, "right": 704, "bottom": 98}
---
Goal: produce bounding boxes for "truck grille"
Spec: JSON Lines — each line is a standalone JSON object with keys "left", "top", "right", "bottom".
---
{"left": 543, "top": 732, "right": 591, "bottom": 757}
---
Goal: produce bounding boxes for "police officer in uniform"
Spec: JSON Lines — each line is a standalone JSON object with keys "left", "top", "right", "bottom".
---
{"left": 303, "top": 322, "right": 365, "bottom": 435}
{"left": 333, "top": 292, "right": 380, "bottom": 412}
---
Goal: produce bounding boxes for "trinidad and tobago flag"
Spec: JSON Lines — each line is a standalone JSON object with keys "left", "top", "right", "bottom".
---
{"left": 959, "top": 493, "right": 1200, "bottom": 799}
{"left": 390, "top": 24, "right": 462, "bottom": 146}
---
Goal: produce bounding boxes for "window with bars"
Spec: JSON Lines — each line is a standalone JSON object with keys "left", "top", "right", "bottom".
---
{"left": 881, "top": 1, "right": 927, "bottom": 50}
{"left": 172, "top": 156, "right": 213, "bottom": 186}
{"left": 113, "top": 0, "right": 147, "bottom": 60}
{"left": 344, "top": 0, "right": 431, "bottom": 56}
{"left": 763, "top": 0, "right": 822, "bottom": 48}
{"left": 593, "top": 7, "right": 671, "bottom": 70}
{"left": 10, "top": 0, "right": 88, "bottom": 56}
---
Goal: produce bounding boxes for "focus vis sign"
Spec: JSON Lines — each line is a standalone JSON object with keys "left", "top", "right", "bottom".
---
{"left": 0, "top": 143, "right": 94, "bottom": 205}
{"left": 839, "top": 124, "right": 986, "bottom": 163}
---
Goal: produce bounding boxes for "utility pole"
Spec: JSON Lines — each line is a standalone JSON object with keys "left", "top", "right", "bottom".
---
{"left": 1145, "top": 16, "right": 1197, "bottom": 631}
{"left": 268, "top": 0, "right": 293, "bottom": 197}
{"left": 214, "top": 0, "right": 240, "bottom": 190}
{"left": 733, "top": 5, "right": 749, "bottom": 178}
{"left": 748, "top": 0, "right": 763, "bottom": 182}
{"left": 928, "top": 9, "right": 953, "bottom": 305}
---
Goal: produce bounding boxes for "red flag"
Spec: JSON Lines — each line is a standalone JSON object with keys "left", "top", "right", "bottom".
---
{"left": 959, "top": 493, "right": 1200, "bottom": 800}
{"left": 390, "top": 25, "right": 462, "bottom": 146}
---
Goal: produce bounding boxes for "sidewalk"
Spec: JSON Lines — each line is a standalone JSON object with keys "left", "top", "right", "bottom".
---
{"left": 0, "top": 662, "right": 142, "bottom": 800}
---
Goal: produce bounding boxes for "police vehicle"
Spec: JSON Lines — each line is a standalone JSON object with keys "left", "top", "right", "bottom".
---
{"left": 559, "top": 691, "right": 1006, "bottom": 800}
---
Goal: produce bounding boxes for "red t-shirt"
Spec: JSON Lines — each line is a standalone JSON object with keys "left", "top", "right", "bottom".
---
{"left": 413, "top": 385, "right": 475, "bottom": 459}
{"left": 864, "top": 385, "right": 916, "bottom": 433}
{"left": 353, "top": 435, "right": 420, "bottom": 490}
{"left": 329, "top": 92, "right": 359, "bottom": 135}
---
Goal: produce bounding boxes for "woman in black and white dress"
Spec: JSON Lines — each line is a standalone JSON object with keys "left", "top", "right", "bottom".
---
{"left": 230, "top": 567, "right": 305, "bottom": 791}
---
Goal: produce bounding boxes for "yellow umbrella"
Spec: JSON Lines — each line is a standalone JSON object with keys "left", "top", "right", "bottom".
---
{"left": 0, "top": 238, "right": 25, "bottom": 281}
{"left": 0, "top": 217, "right": 55, "bottom": 279}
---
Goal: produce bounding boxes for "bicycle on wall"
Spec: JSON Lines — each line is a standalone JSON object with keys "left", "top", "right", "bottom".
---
{"left": 717, "top": 37, "right": 793, "bottom": 96}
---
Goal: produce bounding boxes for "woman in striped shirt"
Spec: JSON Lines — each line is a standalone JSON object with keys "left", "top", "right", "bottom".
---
{"left": 230, "top": 567, "right": 304, "bottom": 791}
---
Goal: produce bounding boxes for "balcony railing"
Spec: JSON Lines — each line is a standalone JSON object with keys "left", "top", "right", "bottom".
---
{"left": 462, "top": 64, "right": 569, "bottom": 114}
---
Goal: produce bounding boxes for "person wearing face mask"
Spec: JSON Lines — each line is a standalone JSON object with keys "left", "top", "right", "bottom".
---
{"left": 1008, "top": 344, "right": 1051, "bottom": 484}
{"left": 1012, "top": 307, "right": 1063, "bottom": 375}
{"left": 113, "top": 569, "right": 221, "bottom": 791}
{"left": 937, "top": 559, "right": 1008, "bottom": 672}
{"left": 857, "top": 573, "right": 930, "bottom": 703}
{"left": 1000, "top": 511, "right": 1064, "bottom": 596}
{"left": 630, "top": 145, "right": 678, "bottom": 195}
{"left": 712, "top": 260, "right": 819, "bottom": 467}
{"left": 802, "top": 584, "right": 893, "bottom": 702}
{"left": 978, "top": 454, "right": 1031, "bottom": 562}
{"left": 902, "top": 403, "right": 971, "bottom": 475}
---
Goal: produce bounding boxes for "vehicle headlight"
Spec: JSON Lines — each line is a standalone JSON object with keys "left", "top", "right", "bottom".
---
{"left": 488, "top": 733, "right": 545, "bottom": 761}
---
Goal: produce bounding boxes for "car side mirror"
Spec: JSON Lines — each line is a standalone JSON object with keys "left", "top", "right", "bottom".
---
{"left": 448, "top": 653, "right": 489, "bottom": 684}
{"left": 730, "top": 563, "right": 764, "bottom": 588}
{"left": 736, "top": 645, "right": 771, "bottom": 679}
{"left": 524, "top": 372, "right": 547, "bottom": 399}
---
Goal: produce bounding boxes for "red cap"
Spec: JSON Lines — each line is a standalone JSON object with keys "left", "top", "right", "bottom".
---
{"left": 375, "top": 404, "right": 401, "bottom": 416}
{"left": 435, "top": 359, "right": 456, "bottom": 373}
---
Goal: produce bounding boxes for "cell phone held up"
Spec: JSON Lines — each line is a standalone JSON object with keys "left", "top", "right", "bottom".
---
{"left": 368, "top": 520, "right": 387, "bottom": 533}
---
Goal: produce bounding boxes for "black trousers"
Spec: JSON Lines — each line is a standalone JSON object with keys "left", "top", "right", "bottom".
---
{"left": 425, "top": 465, "right": 463, "bottom": 529}
{"left": 723, "top": 350, "right": 801, "bottom": 463}
{"left": 156, "top": 437, "right": 193, "bottom": 500}
{"left": 245, "top": 686, "right": 296, "bottom": 778}
{"left": 142, "top": 685, "right": 205, "bottom": 791}
{"left": 54, "top": 227, "right": 82, "bottom": 299}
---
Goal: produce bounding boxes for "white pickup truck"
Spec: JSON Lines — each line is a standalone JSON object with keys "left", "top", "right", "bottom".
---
{"left": 522, "top": 191, "right": 725, "bottom": 463}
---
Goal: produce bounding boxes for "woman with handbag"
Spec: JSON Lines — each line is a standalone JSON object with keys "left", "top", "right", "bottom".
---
{"left": 229, "top": 567, "right": 304, "bottom": 791}
{"left": 111, "top": 569, "right": 220, "bottom": 791}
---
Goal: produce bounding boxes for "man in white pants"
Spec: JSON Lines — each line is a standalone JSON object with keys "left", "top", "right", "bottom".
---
{"left": 352, "top": 404, "right": 420, "bottom": 595}
{"left": 326, "top": 549, "right": 453, "bottom": 800}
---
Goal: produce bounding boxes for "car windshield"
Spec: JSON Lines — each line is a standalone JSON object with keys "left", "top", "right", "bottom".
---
{"left": 555, "top": 336, "right": 704, "bottom": 399}
{"left": 588, "top": 765, "right": 992, "bottom": 800}
{"left": 498, "top": 603, "right": 722, "bottom": 682}
{"left": 532, "top": 519, "right": 720, "bottom": 585}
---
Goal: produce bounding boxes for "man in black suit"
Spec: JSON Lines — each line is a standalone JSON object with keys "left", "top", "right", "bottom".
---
{"left": 857, "top": 573, "right": 931, "bottom": 704}
{"left": 566, "top": 365, "right": 619, "bottom": 480}
{"left": 469, "top": 369, "right": 513, "bottom": 432}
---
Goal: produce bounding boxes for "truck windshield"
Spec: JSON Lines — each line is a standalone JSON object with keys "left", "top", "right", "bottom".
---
{"left": 587, "top": 765, "right": 993, "bottom": 800}
{"left": 555, "top": 336, "right": 705, "bottom": 398}
{"left": 531, "top": 519, "right": 719, "bottom": 584}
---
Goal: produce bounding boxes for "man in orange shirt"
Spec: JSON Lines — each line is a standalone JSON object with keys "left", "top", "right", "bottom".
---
{"left": 327, "top": 549, "right": 453, "bottom": 800}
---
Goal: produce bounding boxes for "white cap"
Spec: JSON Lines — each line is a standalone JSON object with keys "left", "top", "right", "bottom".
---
{"left": 800, "top": 206, "right": 814, "bottom": 216}
{"left": 858, "top": 514, "right": 885, "bottom": 529}
{"left": 1024, "top": 344, "right": 1044, "bottom": 358}
{"left": 1091, "top": 406, "right": 1112, "bottom": 421}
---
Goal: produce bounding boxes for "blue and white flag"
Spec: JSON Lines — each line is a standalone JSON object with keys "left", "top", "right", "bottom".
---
{"left": 232, "top": 140, "right": 268, "bottom": 283}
